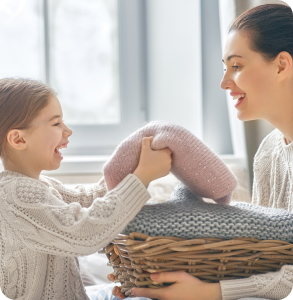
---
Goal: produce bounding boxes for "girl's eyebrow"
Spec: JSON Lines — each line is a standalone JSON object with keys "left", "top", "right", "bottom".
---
{"left": 49, "top": 115, "right": 61, "bottom": 121}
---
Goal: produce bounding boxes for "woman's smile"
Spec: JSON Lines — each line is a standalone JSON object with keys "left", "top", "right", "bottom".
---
{"left": 221, "top": 30, "right": 279, "bottom": 121}
{"left": 230, "top": 92, "right": 246, "bottom": 108}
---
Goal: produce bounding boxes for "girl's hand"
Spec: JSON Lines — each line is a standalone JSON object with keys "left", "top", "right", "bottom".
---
{"left": 133, "top": 136, "right": 172, "bottom": 187}
{"left": 131, "top": 272, "right": 223, "bottom": 300}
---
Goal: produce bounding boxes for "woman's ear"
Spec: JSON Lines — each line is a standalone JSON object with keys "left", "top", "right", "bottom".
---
{"left": 276, "top": 51, "right": 293, "bottom": 81}
{"left": 6, "top": 129, "right": 27, "bottom": 151}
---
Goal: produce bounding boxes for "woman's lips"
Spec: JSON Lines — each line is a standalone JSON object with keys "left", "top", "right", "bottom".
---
{"left": 234, "top": 95, "right": 245, "bottom": 108}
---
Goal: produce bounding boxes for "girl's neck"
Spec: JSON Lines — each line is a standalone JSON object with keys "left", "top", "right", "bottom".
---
{"left": 3, "top": 160, "right": 40, "bottom": 180}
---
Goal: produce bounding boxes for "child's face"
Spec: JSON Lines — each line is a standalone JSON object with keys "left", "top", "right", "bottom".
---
{"left": 24, "top": 95, "right": 72, "bottom": 172}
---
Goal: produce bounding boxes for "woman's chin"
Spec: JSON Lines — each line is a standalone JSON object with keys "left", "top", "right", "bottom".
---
{"left": 236, "top": 111, "right": 255, "bottom": 122}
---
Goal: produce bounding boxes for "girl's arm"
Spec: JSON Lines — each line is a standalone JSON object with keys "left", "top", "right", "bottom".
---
{"left": 3, "top": 137, "right": 172, "bottom": 257}
{"left": 40, "top": 175, "right": 108, "bottom": 208}
{"left": 5, "top": 173, "right": 150, "bottom": 256}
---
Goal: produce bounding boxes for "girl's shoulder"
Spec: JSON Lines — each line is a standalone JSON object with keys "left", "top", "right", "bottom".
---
{"left": 0, "top": 171, "right": 63, "bottom": 205}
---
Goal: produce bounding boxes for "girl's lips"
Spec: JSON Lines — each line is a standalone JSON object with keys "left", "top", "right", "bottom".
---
{"left": 54, "top": 148, "right": 63, "bottom": 159}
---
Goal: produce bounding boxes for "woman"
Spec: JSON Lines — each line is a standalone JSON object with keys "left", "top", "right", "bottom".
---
{"left": 127, "top": 3, "right": 293, "bottom": 300}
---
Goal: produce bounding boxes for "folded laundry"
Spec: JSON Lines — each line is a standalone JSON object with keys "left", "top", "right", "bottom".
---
{"left": 103, "top": 121, "right": 237, "bottom": 205}
{"left": 122, "top": 183, "right": 293, "bottom": 242}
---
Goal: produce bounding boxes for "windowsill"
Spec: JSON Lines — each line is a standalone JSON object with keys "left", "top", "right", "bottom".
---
{"left": 0, "top": 154, "right": 247, "bottom": 175}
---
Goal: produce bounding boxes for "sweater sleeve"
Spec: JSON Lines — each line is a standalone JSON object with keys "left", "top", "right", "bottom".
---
{"left": 4, "top": 174, "right": 151, "bottom": 257}
{"left": 220, "top": 264, "right": 293, "bottom": 300}
{"left": 41, "top": 175, "right": 108, "bottom": 208}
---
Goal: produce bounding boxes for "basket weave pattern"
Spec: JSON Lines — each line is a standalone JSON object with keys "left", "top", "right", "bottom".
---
{"left": 102, "top": 232, "right": 293, "bottom": 297}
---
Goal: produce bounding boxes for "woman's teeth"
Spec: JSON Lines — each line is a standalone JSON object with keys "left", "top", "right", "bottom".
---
{"left": 232, "top": 94, "right": 245, "bottom": 100}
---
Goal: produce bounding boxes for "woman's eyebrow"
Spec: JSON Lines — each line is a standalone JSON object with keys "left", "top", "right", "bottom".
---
{"left": 222, "top": 54, "right": 243, "bottom": 63}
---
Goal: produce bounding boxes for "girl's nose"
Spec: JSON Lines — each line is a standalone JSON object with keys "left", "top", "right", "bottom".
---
{"left": 64, "top": 126, "right": 73, "bottom": 137}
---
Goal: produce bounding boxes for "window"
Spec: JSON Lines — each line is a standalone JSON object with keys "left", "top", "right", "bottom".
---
{"left": 0, "top": 0, "right": 246, "bottom": 179}
{"left": 0, "top": 0, "right": 148, "bottom": 158}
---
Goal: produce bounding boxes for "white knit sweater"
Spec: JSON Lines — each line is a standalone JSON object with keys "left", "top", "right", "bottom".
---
{"left": 220, "top": 128, "right": 293, "bottom": 300}
{"left": 0, "top": 171, "right": 151, "bottom": 300}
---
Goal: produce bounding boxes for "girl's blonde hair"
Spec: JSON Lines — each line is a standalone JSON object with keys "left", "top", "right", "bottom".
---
{"left": 0, "top": 78, "right": 55, "bottom": 160}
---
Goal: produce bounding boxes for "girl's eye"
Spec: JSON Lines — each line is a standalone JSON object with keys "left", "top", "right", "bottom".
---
{"left": 54, "top": 123, "right": 60, "bottom": 126}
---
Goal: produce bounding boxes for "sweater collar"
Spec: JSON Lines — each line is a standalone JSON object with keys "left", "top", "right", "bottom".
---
{"left": 0, "top": 170, "right": 29, "bottom": 179}
{"left": 0, "top": 170, "right": 49, "bottom": 187}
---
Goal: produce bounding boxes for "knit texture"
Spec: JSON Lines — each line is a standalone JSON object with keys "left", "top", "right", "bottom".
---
{"left": 122, "top": 183, "right": 293, "bottom": 241}
{"left": 220, "top": 128, "right": 293, "bottom": 300}
{"left": 0, "top": 171, "right": 151, "bottom": 300}
{"left": 103, "top": 121, "right": 237, "bottom": 204}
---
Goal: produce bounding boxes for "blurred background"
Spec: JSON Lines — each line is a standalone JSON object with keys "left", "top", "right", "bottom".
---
{"left": 0, "top": 0, "right": 287, "bottom": 195}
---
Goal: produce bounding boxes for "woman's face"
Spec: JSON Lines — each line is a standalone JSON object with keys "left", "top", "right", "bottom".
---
{"left": 221, "top": 30, "right": 278, "bottom": 121}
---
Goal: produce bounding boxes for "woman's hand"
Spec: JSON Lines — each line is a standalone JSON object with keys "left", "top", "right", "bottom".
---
{"left": 133, "top": 136, "right": 172, "bottom": 187}
{"left": 131, "top": 272, "right": 223, "bottom": 300}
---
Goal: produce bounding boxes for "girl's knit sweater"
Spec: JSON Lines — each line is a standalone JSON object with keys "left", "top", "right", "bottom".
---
{"left": 0, "top": 171, "right": 150, "bottom": 300}
{"left": 220, "top": 128, "right": 293, "bottom": 300}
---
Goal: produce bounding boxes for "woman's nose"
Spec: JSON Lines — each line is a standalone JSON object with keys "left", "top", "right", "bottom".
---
{"left": 220, "top": 74, "right": 234, "bottom": 90}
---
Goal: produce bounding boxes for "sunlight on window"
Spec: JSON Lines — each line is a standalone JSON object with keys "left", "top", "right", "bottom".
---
{"left": 49, "top": 0, "right": 120, "bottom": 125}
{"left": 0, "top": 0, "right": 45, "bottom": 80}
{"left": 0, "top": 0, "right": 120, "bottom": 125}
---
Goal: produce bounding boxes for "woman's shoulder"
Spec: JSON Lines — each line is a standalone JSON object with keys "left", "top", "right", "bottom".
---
{"left": 255, "top": 128, "right": 280, "bottom": 159}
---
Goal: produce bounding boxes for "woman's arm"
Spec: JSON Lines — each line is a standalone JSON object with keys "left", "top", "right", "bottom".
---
{"left": 129, "top": 272, "right": 222, "bottom": 300}
{"left": 220, "top": 264, "right": 293, "bottom": 300}
{"left": 128, "top": 265, "right": 293, "bottom": 300}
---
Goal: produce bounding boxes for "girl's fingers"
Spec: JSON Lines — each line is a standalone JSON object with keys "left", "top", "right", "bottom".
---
{"left": 142, "top": 136, "right": 154, "bottom": 148}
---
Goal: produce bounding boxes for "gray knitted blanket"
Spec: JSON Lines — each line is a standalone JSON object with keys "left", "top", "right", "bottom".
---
{"left": 122, "top": 183, "right": 293, "bottom": 242}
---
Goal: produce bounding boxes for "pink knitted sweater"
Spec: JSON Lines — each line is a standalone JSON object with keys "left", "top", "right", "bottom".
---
{"left": 103, "top": 121, "right": 237, "bottom": 204}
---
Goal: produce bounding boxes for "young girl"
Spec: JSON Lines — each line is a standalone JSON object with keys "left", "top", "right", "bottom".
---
{"left": 127, "top": 3, "right": 293, "bottom": 300}
{"left": 0, "top": 77, "right": 172, "bottom": 300}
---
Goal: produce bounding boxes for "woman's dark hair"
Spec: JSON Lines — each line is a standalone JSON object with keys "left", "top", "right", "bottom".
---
{"left": 0, "top": 78, "right": 55, "bottom": 160}
{"left": 229, "top": 3, "right": 293, "bottom": 61}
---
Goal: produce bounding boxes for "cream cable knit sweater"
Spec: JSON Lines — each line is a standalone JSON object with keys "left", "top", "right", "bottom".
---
{"left": 0, "top": 171, "right": 151, "bottom": 300}
{"left": 220, "top": 129, "right": 293, "bottom": 300}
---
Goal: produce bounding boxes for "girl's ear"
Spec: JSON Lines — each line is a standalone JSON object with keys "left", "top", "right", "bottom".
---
{"left": 276, "top": 51, "right": 293, "bottom": 81}
{"left": 6, "top": 130, "right": 27, "bottom": 151}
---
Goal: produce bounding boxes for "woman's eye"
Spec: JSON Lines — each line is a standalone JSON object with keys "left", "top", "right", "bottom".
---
{"left": 232, "top": 66, "right": 241, "bottom": 70}
{"left": 54, "top": 123, "right": 60, "bottom": 126}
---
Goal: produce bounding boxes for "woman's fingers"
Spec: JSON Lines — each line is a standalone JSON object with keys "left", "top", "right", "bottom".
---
{"left": 112, "top": 286, "right": 126, "bottom": 299}
{"left": 107, "top": 273, "right": 115, "bottom": 282}
{"left": 150, "top": 271, "right": 186, "bottom": 283}
{"left": 131, "top": 286, "right": 166, "bottom": 299}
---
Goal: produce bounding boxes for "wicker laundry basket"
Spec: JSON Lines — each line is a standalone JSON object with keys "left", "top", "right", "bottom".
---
{"left": 100, "top": 232, "right": 293, "bottom": 297}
